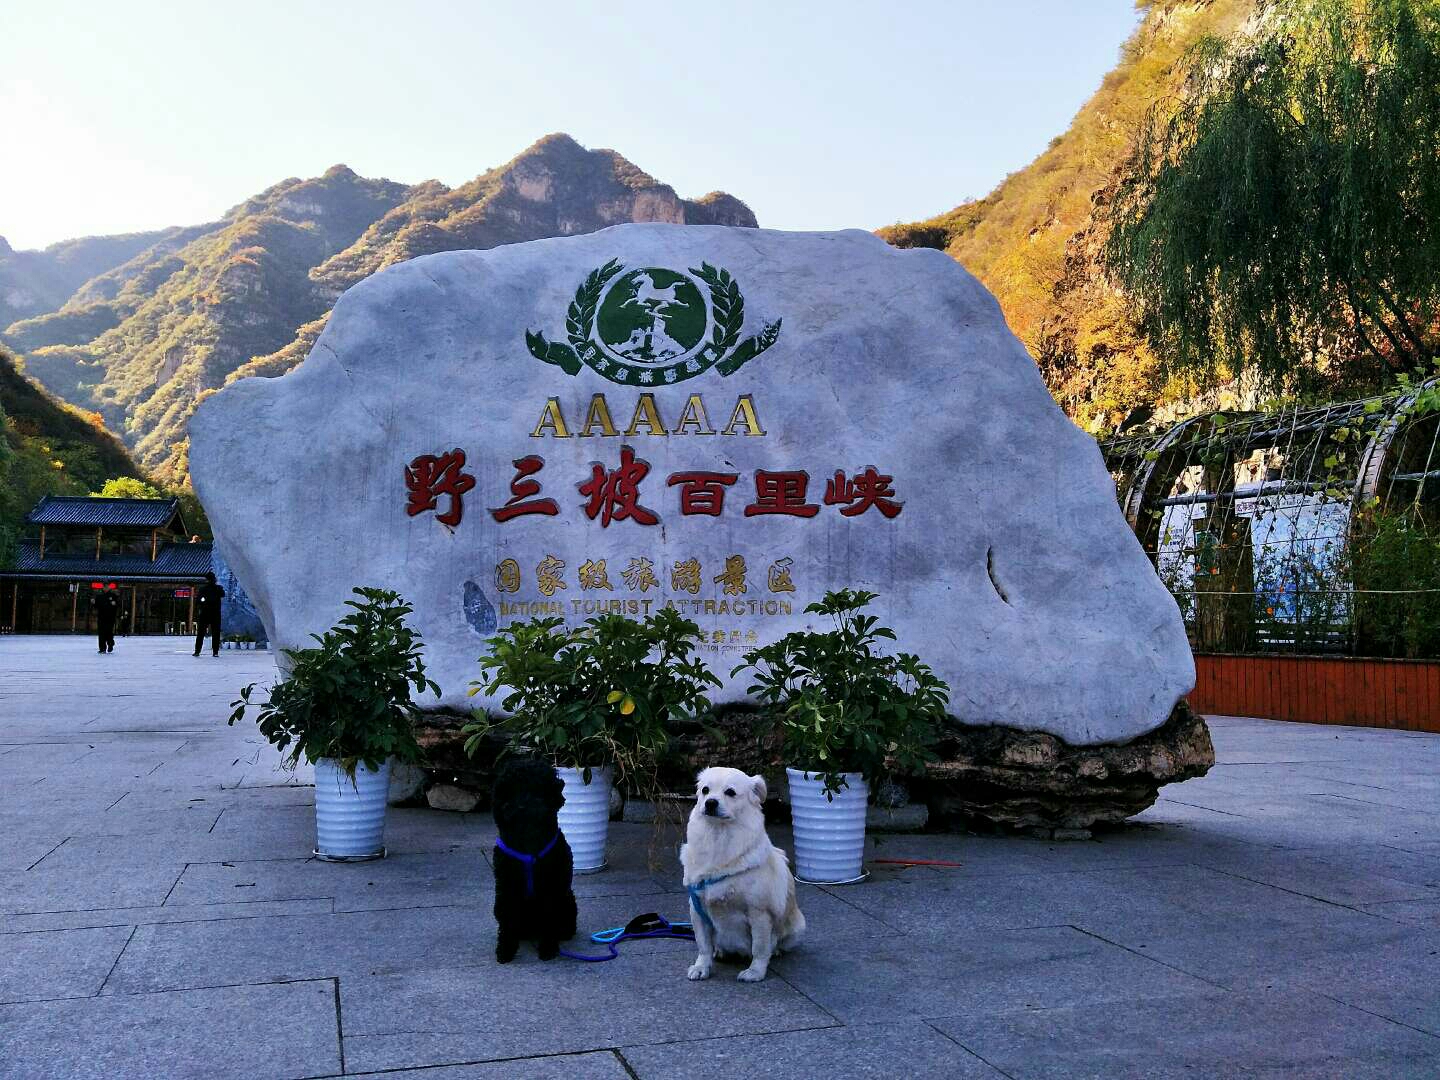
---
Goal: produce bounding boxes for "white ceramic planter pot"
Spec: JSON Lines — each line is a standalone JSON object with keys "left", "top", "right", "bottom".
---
{"left": 556, "top": 765, "right": 612, "bottom": 873}
{"left": 313, "top": 758, "right": 391, "bottom": 861}
{"left": 786, "top": 767, "right": 868, "bottom": 884}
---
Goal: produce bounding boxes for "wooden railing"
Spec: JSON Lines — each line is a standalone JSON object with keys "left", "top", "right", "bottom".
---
{"left": 1189, "top": 653, "right": 1440, "bottom": 733}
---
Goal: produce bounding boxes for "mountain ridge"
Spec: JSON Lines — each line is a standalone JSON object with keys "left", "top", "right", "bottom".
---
{"left": 3, "top": 134, "right": 758, "bottom": 481}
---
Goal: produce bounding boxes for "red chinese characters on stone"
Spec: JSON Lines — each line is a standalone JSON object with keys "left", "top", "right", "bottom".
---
{"left": 744, "top": 470, "right": 819, "bottom": 518}
{"left": 579, "top": 445, "right": 660, "bottom": 527}
{"left": 824, "top": 467, "right": 903, "bottom": 518}
{"left": 667, "top": 471, "right": 739, "bottom": 516}
{"left": 490, "top": 455, "right": 560, "bottom": 522}
{"left": 405, "top": 448, "right": 476, "bottom": 528}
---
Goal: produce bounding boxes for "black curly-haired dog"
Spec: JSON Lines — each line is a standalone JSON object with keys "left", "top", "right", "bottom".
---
{"left": 491, "top": 757, "right": 578, "bottom": 962}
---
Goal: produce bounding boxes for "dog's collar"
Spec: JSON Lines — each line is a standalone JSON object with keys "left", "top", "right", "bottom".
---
{"left": 495, "top": 831, "right": 561, "bottom": 898}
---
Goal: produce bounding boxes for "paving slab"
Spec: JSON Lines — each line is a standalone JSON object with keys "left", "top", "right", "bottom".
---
{"left": 932, "top": 988, "right": 1440, "bottom": 1079}
{"left": 0, "top": 863, "right": 184, "bottom": 916}
{"left": 346, "top": 1053, "right": 633, "bottom": 1079}
{"left": 1236, "top": 927, "right": 1440, "bottom": 1037}
{"left": 1193, "top": 845, "right": 1440, "bottom": 905}
{"left": 1360, "top": 898, "right": 1440, "bottom": 930}
{"left": 1061, "top": 865, "right": 1415, "bottom": 988}
{"left": 0, "top": 924, "right": 133, "bottom": 1003}
{"left": 102, "top": 901, "right": 495, "bottom": 994}
{"left": 169, "top": 851, "right": 493, "bottom": 912}
{"left": 619, "top": 1019, "right": 1006, "bottom": 1079}
{"left": 0, "top": 897, "right": 334, "bottom": 934}
{"left": 338, "top": 951, "right": 834, "bottom": 1073}
{"left": 775, "top": 923, "right": 1216, "bottom": 1025}
{"left": 0, "top": 977, "right": 340, "bottom": 1080}
{"left": 0, "top": 834, "right": 70, "bottom": 873}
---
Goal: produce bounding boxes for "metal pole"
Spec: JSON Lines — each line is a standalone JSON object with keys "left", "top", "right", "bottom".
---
{"left": 130, "top": 586, "right": 137, "bottom": 636}
{"left": 70, "top": 586, "right": 77, "bottom": 632}
{"left": 188, "top": 588, "right": 194, "bottom": 633}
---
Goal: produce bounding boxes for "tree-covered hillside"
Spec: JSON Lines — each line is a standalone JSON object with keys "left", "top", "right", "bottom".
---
{"left": 3, "top": 134, "right": 758, "bottom": 482}
{"left": 0, "top": 346, "right": 143, "bottom": 567}
{"left": 880, "top": 0, "right": 1255, "bottom": 430}
{"left": 12, "top": 166, "right": 416, "bottom": 481}
{"left": 0, "top": 228, "right": 187, "bottom": 330}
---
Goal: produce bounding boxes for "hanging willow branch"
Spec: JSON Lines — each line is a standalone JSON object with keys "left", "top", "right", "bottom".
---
{"left": 1103, "top": 0, "right": 1440, "bottom": 396}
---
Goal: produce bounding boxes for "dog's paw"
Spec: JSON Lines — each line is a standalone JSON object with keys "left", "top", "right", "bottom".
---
{"left": 737, "top": 966, "right": 767, "bottom": 983}
{"left": 537, "top": 940, "right": 559, "bottom": 961}
{"left": 496, "top": 938, "right": 519, "bottom": 964}
{"left": 686, "top": 960, "right": 712, "bottom": 980}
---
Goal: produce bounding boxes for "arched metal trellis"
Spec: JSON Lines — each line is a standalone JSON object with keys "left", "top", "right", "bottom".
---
{"left": 1102, "top": 380, "right": 1440, "bottom": 659}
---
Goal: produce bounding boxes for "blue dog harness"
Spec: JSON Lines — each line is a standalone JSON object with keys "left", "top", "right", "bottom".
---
{"left": 686, "top": 871, "right": 740, "bottom": 935}
{"left": 494, "top": 831, "right": 560, "bottom": 897}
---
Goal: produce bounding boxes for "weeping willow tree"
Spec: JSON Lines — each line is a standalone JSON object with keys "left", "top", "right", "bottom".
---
{"left": 1104, "top": 0, "right": 1440, "bottom": 396}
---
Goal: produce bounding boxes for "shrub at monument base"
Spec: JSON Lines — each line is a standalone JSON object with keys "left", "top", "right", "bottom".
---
{"left": 462, "top": 608, "right": 719, "bottom": 868}
{"left": 409, "top": 702, "right": 1214, "bottom": 836}
{"left": 229, "top": 587, "right": 439, "bottom": 858}
{"left": 733, "top": 589, "right": 948, "bottom": 878}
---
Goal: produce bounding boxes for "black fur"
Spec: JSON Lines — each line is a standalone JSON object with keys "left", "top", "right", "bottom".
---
{"left": 491, "top": 757, "right": 578, "bottom": 963}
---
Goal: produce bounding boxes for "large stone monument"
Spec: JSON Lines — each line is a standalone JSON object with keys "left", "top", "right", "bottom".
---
{"left": 190, "top": 225, "right": 1210, "bottom": 830}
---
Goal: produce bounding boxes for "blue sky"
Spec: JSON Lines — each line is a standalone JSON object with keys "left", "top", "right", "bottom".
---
{"left": 1, "top": 1, "right": 1142, "bottom": 251}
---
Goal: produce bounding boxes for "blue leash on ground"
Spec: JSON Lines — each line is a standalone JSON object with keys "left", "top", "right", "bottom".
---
{"left": 559, "top": 912, "right": 695, "bottom": 962}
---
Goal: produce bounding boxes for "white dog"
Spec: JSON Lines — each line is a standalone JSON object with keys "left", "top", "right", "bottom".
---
{"left": 681, "top": 767, "right": 806, "bottom": 982}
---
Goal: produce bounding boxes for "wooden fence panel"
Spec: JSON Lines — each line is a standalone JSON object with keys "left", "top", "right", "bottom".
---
{"left": 1190, "top": 655, "right": 1440, "bottom": 733}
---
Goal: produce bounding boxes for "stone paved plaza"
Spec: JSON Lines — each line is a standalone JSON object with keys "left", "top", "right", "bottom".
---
{"left": 2, "top": 634, "right": 1439, "bottom": 1079}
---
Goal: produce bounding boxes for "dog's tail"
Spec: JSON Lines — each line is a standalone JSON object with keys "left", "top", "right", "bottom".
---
{"left": 779, "top": 896, "right": 806, "bottom": 951}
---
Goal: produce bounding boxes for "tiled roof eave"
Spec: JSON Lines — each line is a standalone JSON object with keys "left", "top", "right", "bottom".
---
{"left": 0, "top": 570, "right": 211, "bottom": 581}
{"left": 24, "top": 495, "right": 182, "bottom": 529}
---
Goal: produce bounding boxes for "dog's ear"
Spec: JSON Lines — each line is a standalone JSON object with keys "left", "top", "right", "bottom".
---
{"left": 749, "top": 774, "right": 767, "bottom": 805}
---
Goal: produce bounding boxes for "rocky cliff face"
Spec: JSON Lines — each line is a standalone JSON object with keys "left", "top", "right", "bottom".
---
{"left": 5, "top": 135, "right": 757, "bottom": 482}
{"left": 306, "top": 134, "right": 757, "bottom": 299}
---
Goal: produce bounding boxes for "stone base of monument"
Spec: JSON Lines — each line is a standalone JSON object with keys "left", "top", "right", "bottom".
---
{"left": 409, "top": 702, "right": 1212, "bottom": 835}
{"left": 915, "top": 701, "right": 1215, "bottom": 837}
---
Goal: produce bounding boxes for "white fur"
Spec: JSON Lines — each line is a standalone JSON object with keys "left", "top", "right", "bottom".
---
{"left": 680, "top": 766, "right": 806, "bottom": 982}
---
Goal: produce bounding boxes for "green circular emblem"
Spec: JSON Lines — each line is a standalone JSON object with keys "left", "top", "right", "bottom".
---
{"left": 595, "top": 268, "right": 707, "bottom": 366}
{"left": 524, "top": 258, "right": 782, "bottom": 386}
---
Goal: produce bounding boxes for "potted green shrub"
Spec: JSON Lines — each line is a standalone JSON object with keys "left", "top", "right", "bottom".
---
{"left": 229, "top": 587, "right": 439, "bottom": 861}
{"left": 733, "top": 589, "right": 949, "bottom": 884}
{"left": 465, "top": 607, "right": 719, "bottom": 872}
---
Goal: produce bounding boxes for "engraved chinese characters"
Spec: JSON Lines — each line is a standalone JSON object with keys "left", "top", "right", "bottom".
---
{"left": 402, "top": 445, "right": 904, "bottom": 528}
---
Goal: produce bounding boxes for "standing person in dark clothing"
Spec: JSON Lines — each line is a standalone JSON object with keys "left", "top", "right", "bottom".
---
{"left": 96, "top": 585, "right": 120, "bottom": 654}
{"left": 193, "top": 572, "right": 226, "bottom": 657}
